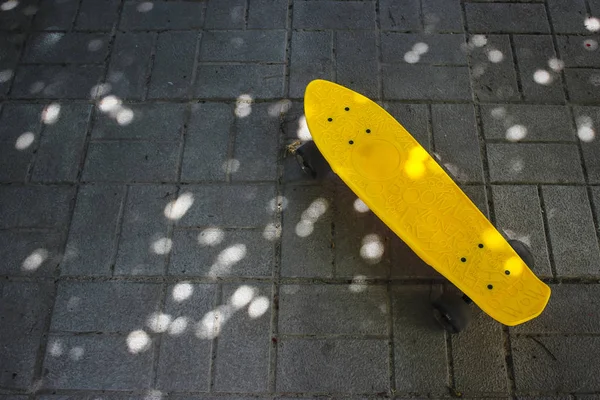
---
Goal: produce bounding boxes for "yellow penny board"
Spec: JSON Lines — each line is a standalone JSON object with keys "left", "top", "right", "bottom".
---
{"left": 304, "top": 79, "right": 550, "bottom": 326}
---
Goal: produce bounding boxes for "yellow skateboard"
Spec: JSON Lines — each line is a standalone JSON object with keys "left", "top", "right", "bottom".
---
{"left": 299, "top": 79, "right": 551, "bottom": 332}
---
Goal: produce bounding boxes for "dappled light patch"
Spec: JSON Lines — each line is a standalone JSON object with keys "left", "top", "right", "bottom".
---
{"left": 506, "top": 124, "right": 527, "bottom": 142}
{"left": 405, "top": 146, "right": 428, "bottom": 179}
{"left": 196, "top": 305, "right": 232, "bottom": 339}
{"left": 30, "top": 81, "right": 45, "bottom": 94}
{"left": 471, "top": 34, "right": 488, "bottom": 48}
{"left": 48, "top": 339, "right": 64, "bottom": 356}
{"left": 1, "top": 0, "right": 18, "bottom": 11}
{"left": 576, "top": 115, "right": 595, "bottom": 142}
{"left": 548, "top": 58, "right": 564, "bottom": 72}
{"left": 0, "top": 69, "right": 13, "bottom": 83}
{"left": 69, "top": 346, "right": 84, "bottom": 361}
{"left": 296, "top": 115, "right": 311, "bottom": 140}
{"left": 404, "top": 42, "right": 429, "bottom": 64}
{"left": 235, "top": 94, "right": 253, "bottom": 118}
{"left": 295, "top": 198, "right": 328, "bottom": 238}
{"left": 147, "top": 312, "right": 172, "bottom": 333}
{"left": 87, "top": 39, "right": 104, "bottom": 52}
{"left": 42, "top": 103, "right": 61, "bottom": 124}
{"left": 67, "top": 296, "right": 81, "bottom": 312}
{"left": 491, "top": 106, "right": 506, "bottom": 119}
{"left": 22, "top": 248, "right": 48, "bottom": 271}
{"left": 268, "top": 99, "right": 292, "bottom": 117}
{"left": 471, "top": 63, "right": 486, "bottom": 78}
{"left": 360, "top": 234, "right": 384, "bottom": 264}
{"left": 198, "top": 227, "right": 224, "bottom": 247}
{"left": 144, "top": 390, "right": 163, "bottom": 400}
{"left": 164, "top": 192, "right": 194, "bottom": 220}
{"left": 168, "top": 316, "right": 188, "bottom": 335}
{"left": 151, "top": 237, "right": 172, "bottom": 255}
{"left": 533, "top": 69, "right": 553, "bottom": 85}
{"left": 263, "top": 222, "right": 282, "bottom": 241}
{"left": 487, "top": 49, "right": 504, "bottom": 63}
{"left": 353, "top": 198, "right": 369, "bottom": 213}
{"left": 209, "top": 244, "right": 247, "bottom": 277}
{"left": 172, "top": 282, "right": 193, "bottom": 302}
{"left": 349, "top": 275, "right": 368, "bottom": 293}
{"left": 15, "top": 132, "right": 35, "bottom": 150}
{"left": 510, "top": 158, "right": 524, "bottom": 173}
{"left": 137, "top": 1, "right": 153, "bottom": 12}
{"left": 584, "top": 17, "right": 600, "bottom": 32}
{"left": 127, "top": 330, "right": 151, "bottom": 353}
{"left": 231, "top": 285, "right": 257, "bottom": 309}
{"left": 222, "top": 158, "right": 240, "bottom": 174}
{"left": 268, "top": 195, "right": 288, "bottom": 212}
{"left": 501, "top": 228, "right": 532, "bottom": 248}
{"left": 248, "top": 296, "right": 269, "bottom": 318}
{"left": 116, "top": 107, "right": 134, "bottom": 125}
{"left": 99, "top": 95, "right": 122, "bottom": 113}
{"left": 583, "top": 39, "right": 598, "bottom": 51}
{"left": 90, "top": 83, "right": 112, "bottom": 98}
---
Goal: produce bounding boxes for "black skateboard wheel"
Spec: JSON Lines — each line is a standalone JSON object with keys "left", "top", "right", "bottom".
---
{"left": 432, "top": 292, "right": 472, "bottom": 333}
{"left": 508, "top": 239, "right": 535, "bottom": 269}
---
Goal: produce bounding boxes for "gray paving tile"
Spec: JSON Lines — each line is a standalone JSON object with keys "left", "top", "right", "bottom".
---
{"left": 181, "top": 102, "right": 232, "bottom": 182}
{"left": 82, "top": 141, "right": 180, "bottom": 182}
{"left": 176, "top": 184, "right": 276, "bottom": 227}
{"left": 392, "top": 285, "right": 447, "bottom": 394}
{"left": 480, "top": 105, "right": 575, "bottom": 142}
{"left": 542, "top": 186, "right": 600, "bottom": 277}
{"left": 195, "top": 64, "right": 285, "bottom": 99}
{"left": 23, "top": 33, "right": 110, "bottom": 64}
{"left": 106, "top": 32, "right": 154, "bottom": 100}
{"left": 169, "top": 228, "right": 274, "bottom": 277}
{"left": 0, "top": 103, "right": 44, "bottom": 142}
{"left": 422, "top": 0, "right": 463, "bottom": 33}
{"left": 432, "top": 104, "right": 483, "bottom": 183}
{"left": 115, "top": 185, "right": 176, "bottom": 276}
{"left": 32, "top": 0, "right": 79, "bottom": 30}
{"left": 492, "top": 185, "right": 552, "bottom": 277}
{"left": 148, "top": 32, "right": 199, "bottom": 99}
{"left": 120, "top": 0, "right": 206, "bottom": 30}
{"left": 11, "top": 65, "right": 103, "bottom": 99}
{"left": 281, "top": 185, "right": 333, "bottom": 278}
{"left": 573, "top": 106, "right": 600, "bottom": 183}
{"left": 547, "top": 0, "right": 589, "bottom": 34}
{"left": 382, "top": 33, "right": 467, "bottom": 65}
{"left": 565, "top": 68, "right": 600, "bottom": 102}
{"left": 0, "top": 281, "right": 54, "bottom": 389}
{"left": 61, "top": 184, "right": 124, "bottom": 276}
{"left": 512, "top": 336, "right": 600, "bottom": 392}
{"left": 383, "top": 65, "right": 471, "bottom": 100}
{"left": 591, "top": 0, "right": 600, "bottom": 14}
{"left": 200, "top": 30, "right": 286, "bottom": 63}
{"left": 248, "top": 0, "right": 288, "bottom": 29}
{"left": 92, "top": 103, "right": 185, "bottom": 141}
{"left": 513, "top": 35, "right": 565, "bottom": 102}
{"left": 462, "top": 184, "right": 490, "bottom": 218}
{"left": 391, "top": 236, "right": 442, "bottom": 279}
{"left": 204, "top": 0, "right": 245, "bottom": 29}
{"left": 487, "top": 143, "right": 584, "bottom": 184}
{"left": 0, "top": 143, "right": 31, "bottom": 182}
{"left": 43, "top": 334, "right": 154, "bottom": 389}
{"left": 379, "top": 0, "right": 420, "bottom": 31}
{"left": 51, "top": 282, "right": 163, "bottom": 332}
{"left": 452, "top": 308, "right": 507, "bottom": 394}
{"left": 289, "top": 30, "right": 333, "bottom": 99}
{"left": 0, "top": 230, "right": 63, "bottom": 276}
{"left": 557, "top": 35, "right": 600, "bottom": 68}
{"left": 469, "top": 34, "right": 520, "bottom": 102}
{"left": 512, "top": 284, "right": 600, "bottom": 334}
{"left": 75, "top": 0, "right": 120, "bottom": 30}
{"left": 336, "top": 30, "right": 378, "bottom": 99}
{"left": 276, "top": 338, "right": 388, "bottom": 392}
{"left": 32, "top": 103, "right": 92, "bottom": 182}
{"left": 213, "top": 284, "right": 271, "bottom": 392}
{"left": 0, "top": 186, "right": 75, "bottom": 229}
{"left": 293, "top": 0, "right": 375, "bottom": 29}
{"left": 383, "top": 103, "right": 430, "bottom": 150}
{"left": 465, "top": 3, "right": 550, "bottom": 33}
{"left": 0, "top": 0, "right": 36, "bottom": 31}
{"left": 157, "top": 283, "right": 216, "bottom": 391}
{"left": 0, "top": 34, "right": 25, "bottom": 94}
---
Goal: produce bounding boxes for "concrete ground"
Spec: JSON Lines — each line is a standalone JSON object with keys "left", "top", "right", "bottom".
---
{"left": 1, "top": 0, "right": 600, "bottom": 398}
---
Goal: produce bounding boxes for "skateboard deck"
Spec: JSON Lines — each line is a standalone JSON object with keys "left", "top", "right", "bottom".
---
{"left": 304, "top": 79, "right": 551, "bottom": 326}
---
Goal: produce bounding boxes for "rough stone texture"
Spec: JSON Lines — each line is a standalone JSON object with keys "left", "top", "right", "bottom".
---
{"left": 32, "top": 0, "right": 79, "bottom": 31}
{"left": 289, "top": 30, "right": 333, "bottom": 99}
{"left": 564, "top": 69, "right": 600, "bottom": 102}
{"left": 383, "top": 103, "right": 430, "bottom": 150}
{"left": 465, "top": 3, "right": 550, "bottom": 33}
{"left": 106, "top": 32, "right": 154, "bottom": 100}
{"left": 22, "top": 33, "right": 110, "bottom": 64}
{"left": 379, "top": 0, "right": 420, "bottom": 31}
{"left": 573, "top": 106, "right": 600, "bottom": 184}
{"left": 120, "top": 1, "right": 206, "bottom": 30}
{"left": 75, "top": 0, "right": 120, "bottom": 30}
{"left": 0, "top": 186, "right": 75, "bottom": 229}
{"left": 200, "top": 30, "right": 286, "bottom": 62}
{"left": 195, "top": 64, "right": 285, "bottom": 99}
{"left": 293, "top": 0, "right": 375, "bottom": 29}
{"left": 248, "top": 0, "right": 288, "bottom": 29}
{"left": 336, "top": 30, "right": 378, "bottom": 99}
{"left": 204, "top": 0, "right": 245, "bottom": 30}
{"left": 383, "top": 65, "right": 471, "bottom": 100}
{"left": 381, "top": 33, "right": 467, "bottom": 65}
{"left": 547, "top": 0, "right": 589, "bottom": 34}
{"left": 0, "top": 230, "right": 64, "bottom": 276}
{"left": 557, "top": 35, "right": 600, "bottom": 68}
{"left": 11, "top": 65, "right": 103, "bottom": 99}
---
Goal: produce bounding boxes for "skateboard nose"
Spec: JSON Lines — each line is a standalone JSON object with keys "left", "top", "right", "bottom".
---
{"left": 352, "top": 139, "right": 401, "bottom": 180}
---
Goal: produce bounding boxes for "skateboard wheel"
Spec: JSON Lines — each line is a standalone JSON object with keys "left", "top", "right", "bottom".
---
{"left": 294, "top": 140, "right": 331, "bottom": 179}
{"left": 432, "top": 292, "right": 471, "bottom": 333}
{"left": 508, "top": 239, "right": 535, "bottom": 269}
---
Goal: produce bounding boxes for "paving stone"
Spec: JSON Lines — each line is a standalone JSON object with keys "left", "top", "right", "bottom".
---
{"left": 195, "top": 64, "right": 285, "bottom": 99}
{"left": 480, "top": 105, "right": 575, "bottom": 142}
{"left": 492, "top": 185, "right": 552, "bottom": 277}
{"left": 557, "top": 36, "right": 600, "bottom": 68}
{"left": 383, "top": 103, "right": 430, "bottom": 151}
{"left": 391, "top": 285, "right": 447, "bottom": 394}
{"left": 336, "top": 30, "right": 378, "bottom": 99}
{"left": 82, "top": 141, "right": 180, "bottom": 182}
{"left": 462, "top": 184, "right": 489, "bottom": 218}
{"left": 115, "top": 185, "right": 176, "bottom": 276}
{"left": 213, "top": 284, "right": 271, "bottom": 392}
{"left": 176, "top": 184, "right": 276, "bottom": 227}
{"left": 512, "top": 284, "right": 600, "bottom": 334}
{"left": 106, "top": 32, "right": 154, "bottom": 100}
{"left": 23, "top": 33, "right": 109, "bottom": 64}
{"left": 382, "top": 33, "right": 467, "bottom": 65}
{"left": 0, "top": 34, "right": 25, "bottom": 94}
{"left": 469, "top": 34, "right": 520, "bottom": 102}
{"left": 43, "top": 334, "right": 154, "bottom": 390}
{"left": 11, "top": 65, "right": 103, "bottom": 99}
{"left": 276, "top": 338, "right": 388, "bottom": 392}
{"left": 0, "top": 0, "right": 36, "bottom": 31}
{"left": 157, "top": 283, "right": 216, "bottom": 391}
{"left": 592, "top": 0, "right": 600, "bottom": 14}
{"left": 379, "top": 0, "right": 420, "bottom": 31}
{"left": 542, "top": 186, "right": 600, "bottom": 277}
{"left": 432, "top": 104, "right": 483, "bottom": 183}
{"left": 181, "top": 102, "right": 232, "bottom": 182}
{"left": 51, "top": 282, "right": 163, "bottom": 332}
{"left": 120, "top": 0, "right": 206, "bottom": 30}
{"left": 0, "top": 230, "right": 63, "bottom": 276}
{"left": 594, "top": 187, "right": 600, "bottom": 225}
{"left": 383, "top": 65, "right": 471, "bottom": 100}
{"left": 566, "top": 68, "right": 600, "bottom": 102}
{"left": 279, "top": 284, "right": 388, "bottom": 335}
{"left": 334, "top": 185, "right": 391, "bottom": 278}
{"left": 0, "top": 142, "right": 32, "bottom": 182}
{"left": 61, "top": 185, "right": 124, "bottom": 276}
{"left": 148, "top": 32, "right": 199, "bottom": 99}
{"left": 293, "top": 0, "right": 375, "bottom": 29}
{"left": 32, "top": 103, "right": 92, "bottom": 182}
{"left": 547, "top": 0, "right": 589, "bottom": 34}
{"left": 0, "top": 103, "right": 43, "bottom": 142}
{"left": 92, "top": 103, "right": 185, "bottom": 141}
{"left": 204, "top": 0, "right": 245, "bottom": 29}
{"left": 248, "top": 0, "right": 288, "bottom": 29}
{"left": 32, "top": 0, "right": 79, "bottom": 30}
{"left": 281, "top": 185, "right": 333, "bottom": 278}
{"left": 0, "top": 281, "right": 54, "bottom": 389}
{"left": 465, "top": 3, "right": 550, "bottom": 33}
{"left": 0, "top": 185, "right": 75, "bottom": 229}
{"left": 169, "top": 228, "right": 274, "bottom": 277}
{"left": 200, "top": 30, "right": 286, "bottom": 63}
{"left": 390, "top": 235, "right": 441, "bottom": 278}
{"left": 289, "top": 30, "right": 333, "bottom": 99}
{"left": 512, "top": 336, "right": 600, "bottom": 392}
{"left": 422, "top": 0, "right": 463, "bottom": 33}
{"left": 75, "top": 0, "right": 120, "bottom": 30}
{"left": 452, "top": 307, "right": 507, "bottom": 394}
{"left": 487, "top": 143, "right": 584, "bottom": 184}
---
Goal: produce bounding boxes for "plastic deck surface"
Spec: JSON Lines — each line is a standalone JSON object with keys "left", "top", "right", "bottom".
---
{"left": 304, "top": 79, "right": 551, "bottom": 326}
